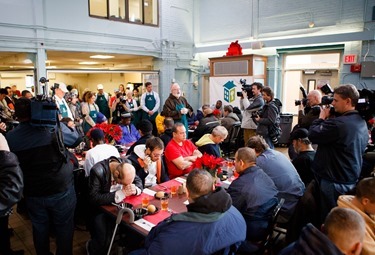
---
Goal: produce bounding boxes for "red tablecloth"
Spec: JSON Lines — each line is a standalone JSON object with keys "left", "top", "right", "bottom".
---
{"left": 143, "top": 210, "right": 171, "bottom": 225}
{"left": 124, "top": 193, "right": 154, "bottom": 206}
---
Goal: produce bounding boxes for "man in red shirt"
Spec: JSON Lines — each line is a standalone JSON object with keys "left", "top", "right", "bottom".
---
{"left": 164, "top": 123, "right": 202, "bottom": 179}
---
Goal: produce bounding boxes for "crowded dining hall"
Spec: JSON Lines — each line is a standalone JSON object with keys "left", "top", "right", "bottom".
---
{"left": 0, "top": 0, "right": 375, "bottom": 255}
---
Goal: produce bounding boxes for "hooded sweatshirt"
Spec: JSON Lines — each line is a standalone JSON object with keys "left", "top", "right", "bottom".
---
{"left": 195, "top": 134, "right": 221, "bottom": 157}
{"left": 279, "top": 223, "right": 343, "bottom": 255}
{"left": 337, "top": 195, "right": 375, "bottom": 255}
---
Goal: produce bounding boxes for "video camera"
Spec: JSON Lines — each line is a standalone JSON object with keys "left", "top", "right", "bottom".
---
{"left": 320, "top": 84, "right": 334, "bottom": 105}
{"left": 236, "top": 79, "right": 254, "bottom": 99}
{"left": 294, "top": 86, "right": 308, "bottom": 106}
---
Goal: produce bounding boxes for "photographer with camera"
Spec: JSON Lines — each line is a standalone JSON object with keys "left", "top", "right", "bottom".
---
{"left": 239, "top": 81, "right": 264, "bottom": 144}
{"left": 6, "top": 97, "right": 80, "bottom": 255}
{"left": 111, "top": 91, "right": 128, "bottom": 124}
{"left": 254, "top": 87, "right": 281, "bottom": 149}
{"left": 308, "top": 84, "right": 368, "bottom": 223}
{"left": 297, "top": 90, "right": 322, "bottom": 129}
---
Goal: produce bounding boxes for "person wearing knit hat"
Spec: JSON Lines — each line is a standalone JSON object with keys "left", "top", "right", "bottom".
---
{"left": 116, "top": 113, "right": 140, "bottom": 146}
{"left": 126, "top": 119, "right": 154, "bottom": 156}
{"left": 290, "top": 128, "right": 316, "bottom": 186}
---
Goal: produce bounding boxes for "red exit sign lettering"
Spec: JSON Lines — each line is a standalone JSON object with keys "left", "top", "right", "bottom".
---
{"left": 343, "top": 54, "right": 357, "bottom": 64}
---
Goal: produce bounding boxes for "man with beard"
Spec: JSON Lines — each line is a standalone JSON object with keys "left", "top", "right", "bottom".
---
{"left": 162, "top": 83, "right": 194, "bottom": 135}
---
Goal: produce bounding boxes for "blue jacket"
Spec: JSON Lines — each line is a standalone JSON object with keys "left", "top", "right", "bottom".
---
{"left": 256, "top": 149, "right": 305, "bottom": 220}
{"left": 309, "top": 110, "right": 368, "bottom": 184}
{"left": 135, "top": 187, "right": 246, "bottom": 255}
{"left": 228, "top": 166, "right": 278, "bottom": 241}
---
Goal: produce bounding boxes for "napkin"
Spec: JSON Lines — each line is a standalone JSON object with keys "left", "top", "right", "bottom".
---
{"left": 134, "top": 218, "right": 155, "bottom": 232}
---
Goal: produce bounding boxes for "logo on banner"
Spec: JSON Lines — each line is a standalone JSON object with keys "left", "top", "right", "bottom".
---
{"left": 223, "top": 81, "right": 237, "bottom": 103}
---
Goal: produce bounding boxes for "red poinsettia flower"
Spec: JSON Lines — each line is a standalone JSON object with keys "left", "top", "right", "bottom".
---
{"left": 87, "top": 123, "right": 123, "bottom": 144}
{"left": 192, "top": 153, "right": 224, "bottom": 178}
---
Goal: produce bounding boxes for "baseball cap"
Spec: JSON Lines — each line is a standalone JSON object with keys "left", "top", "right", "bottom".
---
{"left": 58, "top": 82, "right": 69, "bottom": 93}
{"left": 96, "top": 112, "right": 107, "bottom": 124}
{"left": 97, "top": 84, "right": 104, "bottom": 90}
{"left": 90, "top": 128, "right": 104, "bottom": 140}
{"left": 290, "top": 128, "right": 309, "bottom": 140}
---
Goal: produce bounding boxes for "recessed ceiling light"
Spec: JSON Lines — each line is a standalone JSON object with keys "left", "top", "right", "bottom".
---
{"left": 90, "top": 55, "right": 115, "bottom": 59}
{"left": 46, "top": 66, "right": 57, "bottom": 69}
{"left": 24, "top": 59, "right": 33, "bottom": 64}
{"left": 79, "top": 61, "right": 98, "bottom": 65}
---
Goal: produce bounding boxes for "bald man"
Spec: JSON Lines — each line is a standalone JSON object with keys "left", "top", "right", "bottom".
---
{"left": 162, "top": 82, "right": 194, "bottom": 135}
{"left": 279, "top": 207, "right": 365, "bottom": 255}
{"left": 87, "top": 158, "right": 143, "bottom": 255}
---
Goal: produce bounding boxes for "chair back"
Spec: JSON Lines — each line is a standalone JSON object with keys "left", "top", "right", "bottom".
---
{"left": 221, "top": 121, "right": 241, "bottom": 156}
{"left": 261, "top": 198, "right": 285, "bottom": 253}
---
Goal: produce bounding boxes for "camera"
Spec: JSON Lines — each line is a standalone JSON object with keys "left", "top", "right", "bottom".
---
{"left": 294, "top": 99, "right": 308, "bottom": 106}
{"left": 320, "top": 84, "right": 334, "bottom": 95}
{"left": 321, "top": 95, "right": 334, "bottom": 105}
{"left": 237, "top": 79, "right": 254, "bottom": 98}
{"left": 295, "top": 86, "right": 308, "bottom": 107}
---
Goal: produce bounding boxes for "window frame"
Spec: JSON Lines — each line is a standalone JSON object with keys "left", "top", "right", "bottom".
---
{"left": 88, "top": 0, "right": 159, "bottom": 27}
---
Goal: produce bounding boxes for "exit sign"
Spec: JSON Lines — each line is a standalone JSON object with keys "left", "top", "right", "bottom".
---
{"left": 343, "top": 54, "right": 357, "bottom": 64}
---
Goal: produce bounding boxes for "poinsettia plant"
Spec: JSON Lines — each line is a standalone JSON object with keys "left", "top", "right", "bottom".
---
{"left": 87, "top": 123, "right": 123, "bottom": 144}
{"left": 192, "top": 153, "right": 224, "bottom": 177}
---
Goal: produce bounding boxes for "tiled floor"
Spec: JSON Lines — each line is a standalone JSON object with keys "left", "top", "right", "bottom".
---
{"left": 8, "top": 211, "right": 89, "bottom": 255}
{"left": 8, "top": 147, "right": 290, "bottom": 255}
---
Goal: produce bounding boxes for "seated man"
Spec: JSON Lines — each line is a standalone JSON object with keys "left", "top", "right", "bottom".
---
{"left": 159, "top": 117, "right": 174, "bottom": 148}
{"left": 337, "top": 177, "right": 375, "bottom": 255}
{"left": 227, "top": 147, "right": 278, "bottom": 248}
{"left": 117, "top": 113, "right": 140, "bottom": 146}
{"left": 290, "top": 128, "right": 316, "bottom": 186}
{"left": 247, "top": 136, "right": 305, "bottom": 222}
{"left": 131, "top": 169, "right": 246, "bottom": 255}
{"left": 127, "top": 137, "right": 169, "bottom": 187}
{"left": 87, "top": 160, "right": 143, "bottom": 255}
{"left": 164, "top": 123, "right": 202, "bottom": 179}
{"left": 192, "top": 108, "right": 219, "bottom": 142}
{"left": 279, "top": 207, "right": 365, "bottom": 255}
{"left": 195, "top": 125, "right": 228, "bottom": 158}
{"left": 220, "top": 105, "right": 240, "bottom": 143}
{"left": 83, "top": 128, "right": 120, "bottom": 176}
{"left": 126, "top": 119, "right": 154, "bottom": 155}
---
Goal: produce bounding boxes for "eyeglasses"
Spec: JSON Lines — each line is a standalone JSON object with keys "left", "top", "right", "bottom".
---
{"left": 151, "top": 152, "right": 163, "bottom": 158}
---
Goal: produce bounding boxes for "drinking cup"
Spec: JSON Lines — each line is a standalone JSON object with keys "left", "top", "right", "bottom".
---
{"left": 160, "top": 197, "right": 169, "bottom": 211}
{"left": 170, "top": 185, "right": 178, "bottom": 195}
{"left": 141, "top": 196, "right": 150, "bottom": 208}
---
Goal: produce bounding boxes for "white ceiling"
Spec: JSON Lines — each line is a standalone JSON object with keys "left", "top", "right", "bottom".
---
{"left": 0, "top": 51, "right": 154, "bottom": 71}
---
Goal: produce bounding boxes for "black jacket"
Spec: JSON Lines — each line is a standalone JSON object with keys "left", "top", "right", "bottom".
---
{"left": 0, "top": 151, "right": 23, "bottom": 217}
{"left": 88, "top": 156, "right": 143, "bottom": 206}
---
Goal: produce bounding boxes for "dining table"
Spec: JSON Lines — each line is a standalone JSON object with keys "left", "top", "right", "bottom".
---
{"left": 101, "top": 177, "right": 189, "bottom": 237}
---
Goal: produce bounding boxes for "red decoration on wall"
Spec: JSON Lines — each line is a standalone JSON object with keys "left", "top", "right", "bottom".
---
{"left": 226, "top": 40, "right": 243, "bottom": 56}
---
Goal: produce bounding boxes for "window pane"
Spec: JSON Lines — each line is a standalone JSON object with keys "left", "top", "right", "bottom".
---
{"left": 89, "top": 0, "right": 107, "bottom": 17}
{"left": 144, "top": 0, "right": 158, "bottom": 25}
{"left": 129, "top": 0, "right": 143, "bottom": 23}
{"left": 109, "top": 0, "right": 126, "bottom": 19}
